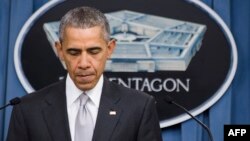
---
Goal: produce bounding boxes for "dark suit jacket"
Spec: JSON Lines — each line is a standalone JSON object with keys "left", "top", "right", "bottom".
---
{"left": 6, "top": 77, "right": 162, "bottom": 141}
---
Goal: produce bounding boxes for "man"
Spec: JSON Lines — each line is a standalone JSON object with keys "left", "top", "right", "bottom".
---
{"left": 7, "top": 6, "right": 163, "bottom": 141}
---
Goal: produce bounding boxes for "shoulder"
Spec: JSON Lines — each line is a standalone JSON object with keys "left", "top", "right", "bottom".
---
{"left": 18, "top": 79, "right": 65, "bottom": 107}
{"left": 105, "top": 79, "right": 158, "bottom": 121}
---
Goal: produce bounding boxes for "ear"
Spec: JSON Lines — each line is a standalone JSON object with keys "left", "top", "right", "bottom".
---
{"left": 107, "top": 39, "right": 116, "bottom": 58}
{"left": 55, "top": 41, "right": 64, "bottom": 61}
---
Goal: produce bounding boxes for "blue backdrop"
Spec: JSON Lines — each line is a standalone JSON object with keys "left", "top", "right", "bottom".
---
{"left": 1, "top": 0, "right": 250, "bottom": 141}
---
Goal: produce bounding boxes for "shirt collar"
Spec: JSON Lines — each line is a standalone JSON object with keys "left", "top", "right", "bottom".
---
{"left": 66, "top": 74, "right": 103, "bottom": 108}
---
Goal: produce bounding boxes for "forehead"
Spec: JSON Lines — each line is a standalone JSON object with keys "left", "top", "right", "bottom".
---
{"left": 61, "top": 26, "right": 108, "bottom": 48}
{"left": 61, "top": 26, "right": 108, "bottom": 45}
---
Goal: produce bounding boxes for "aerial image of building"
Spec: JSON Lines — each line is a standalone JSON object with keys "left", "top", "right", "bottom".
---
{"left": 43, "top": 10, "right": 207, "bottom": 72}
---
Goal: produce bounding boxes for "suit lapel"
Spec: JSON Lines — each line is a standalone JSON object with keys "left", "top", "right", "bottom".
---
{"left": 92, "top": 78, "right": 122, "bottom": 141}
{"left": 41, "top": 80, "right": 71, "bottom": 141}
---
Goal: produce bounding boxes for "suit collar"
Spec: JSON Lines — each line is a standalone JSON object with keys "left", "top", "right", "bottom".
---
{"left": 41, "top": 77, "right": 122, "bottom": 141}
{"left": 92, "top": 77, "right": 122, "bottom": 141}
{"left": 42, "top": 80, "right": 72, "bottom": 141}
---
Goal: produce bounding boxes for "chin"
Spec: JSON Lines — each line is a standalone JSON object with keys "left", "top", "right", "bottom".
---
{"left": 77, "top": 83, "right": 95, "bottom": 91}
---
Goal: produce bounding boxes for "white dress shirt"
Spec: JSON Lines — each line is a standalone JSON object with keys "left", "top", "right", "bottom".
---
{"left": 66, "top": 74, "right": 103, "bottom": 141}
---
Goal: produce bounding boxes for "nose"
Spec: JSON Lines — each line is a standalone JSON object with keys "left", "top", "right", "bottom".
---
{"left": 78, "top": 52, "right": 90, "bottom": 69}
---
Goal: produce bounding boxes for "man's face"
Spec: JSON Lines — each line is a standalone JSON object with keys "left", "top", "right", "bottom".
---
{"left": 56, "top": 26, "right": 115, "bottom": 91}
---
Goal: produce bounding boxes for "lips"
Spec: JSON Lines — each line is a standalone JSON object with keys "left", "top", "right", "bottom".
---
{"left": 76, "top": 73, "right": 95, "bottom": 83}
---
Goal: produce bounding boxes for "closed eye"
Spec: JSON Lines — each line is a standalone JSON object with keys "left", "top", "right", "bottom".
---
{"left": 67, "top": 48, "right": 81, "bottom": 56}
{"left": 87, "top": 47, "right": 102, "bottom": 55}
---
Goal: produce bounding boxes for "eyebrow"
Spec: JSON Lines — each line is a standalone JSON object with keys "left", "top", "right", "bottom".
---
{"left": 87, "top": 46, "right": 102, "bottom": 50}
{"left": 66, "top": 48, "right": 81, "bottom": 51}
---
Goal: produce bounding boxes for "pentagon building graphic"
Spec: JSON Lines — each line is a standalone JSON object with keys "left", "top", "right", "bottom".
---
{"left": 43, "top": 10, "right": 207, "bottom": 72}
